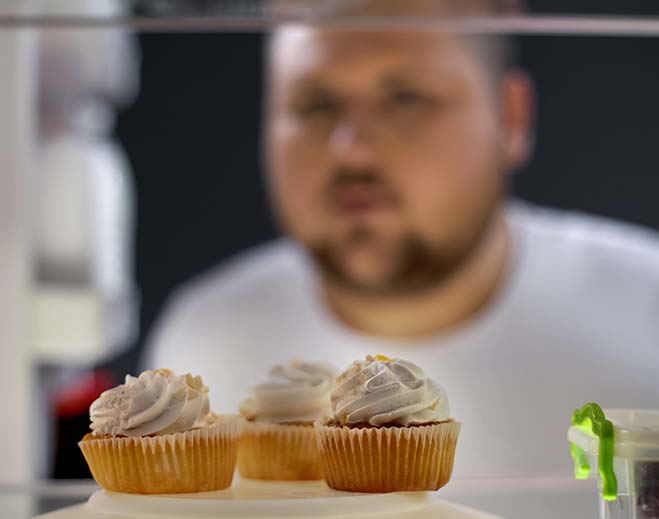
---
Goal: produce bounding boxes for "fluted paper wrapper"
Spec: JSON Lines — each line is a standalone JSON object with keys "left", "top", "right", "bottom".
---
{"left": 315, "top": 420, "right": 461, "bottom": 493}
{"left": 78, "top": 417, "right": 242, "bottom": 494}
{"left": 238, "top": 421, "right": 323, "bottom": 480}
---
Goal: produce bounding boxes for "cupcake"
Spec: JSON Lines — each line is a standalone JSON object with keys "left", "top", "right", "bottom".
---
{"left": 315, "top": 355, "right": 460, "bottom": 493}
{"left": 78, "top": 369, "right": 241, "bottom": 494}
{"left": 238, "top": 360, "right": 337, "bottom": 480}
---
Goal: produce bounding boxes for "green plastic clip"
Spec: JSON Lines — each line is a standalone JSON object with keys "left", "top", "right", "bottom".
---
{"left": 570, "top": 402, "right": 617, "bottom": 501}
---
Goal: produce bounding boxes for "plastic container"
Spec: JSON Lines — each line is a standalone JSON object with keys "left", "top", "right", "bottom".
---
{"left": 568, "top": 404, "right": 659, "bottom": 519}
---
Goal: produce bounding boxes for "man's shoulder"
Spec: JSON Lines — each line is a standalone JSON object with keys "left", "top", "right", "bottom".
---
{"left": 143, "top": 239, "right": 314, "bottom": 381}
{"left": 170, "top": 238, "right": 312, "bottom": 316}
{"left": 511, "top": 202, "right": 659, "bottom": 265}
{"left": 509, "top": 202, "right": 659, "bottom": 303}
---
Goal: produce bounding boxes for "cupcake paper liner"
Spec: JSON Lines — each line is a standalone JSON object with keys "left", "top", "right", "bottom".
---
{"left": 238, "top": 421, "right": 324, "bottom": 480}
{"left": 78, "top": 417, "right": 242, "bottom": 494}
{"left": 315, "top": 420, "right": 461, "bottom": 493}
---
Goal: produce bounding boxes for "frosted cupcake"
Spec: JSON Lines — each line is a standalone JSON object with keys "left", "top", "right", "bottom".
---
{"left": 78, "top": 369, "right": 241, "bottom": 494}
{"left": 315, "top": 355, "right": 460, "bottom": 492}
{"left": 238, "top": 360, "right": 337, "bottom": 480}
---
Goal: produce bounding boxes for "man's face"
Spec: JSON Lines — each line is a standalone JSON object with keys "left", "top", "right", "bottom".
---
{"left": 267, "top": 28, "right": 524, "bottom": 294}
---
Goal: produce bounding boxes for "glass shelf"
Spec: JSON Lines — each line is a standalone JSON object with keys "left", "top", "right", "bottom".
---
{"left": 1, "top": 476, "right": 598, "bottom": 519}
{"left": 0, "top": 1, "right": 658, "bottom": 35}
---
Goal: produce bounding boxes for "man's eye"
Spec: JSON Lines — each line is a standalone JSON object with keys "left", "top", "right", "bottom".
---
{"left": 295, "top": 98, "right": 340, "bottom": 116}
{"left": 390, "top": 90, "right": 427, "bottom": 106}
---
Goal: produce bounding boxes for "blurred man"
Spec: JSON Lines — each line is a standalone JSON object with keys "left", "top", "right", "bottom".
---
{"left": 146, "top": 1, "right": 659, "bottom": 477}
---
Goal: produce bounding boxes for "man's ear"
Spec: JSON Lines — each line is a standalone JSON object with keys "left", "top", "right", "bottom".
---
{"left": 499, "top": 68, "right": 535, "bottom": 171}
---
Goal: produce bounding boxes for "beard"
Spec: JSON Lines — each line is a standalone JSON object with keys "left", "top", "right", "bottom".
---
{"left": 296, "top": 157, "right": 506, "bottom": 296}
{"left": 308, "top": 199, "right": 500, "bottom": 297}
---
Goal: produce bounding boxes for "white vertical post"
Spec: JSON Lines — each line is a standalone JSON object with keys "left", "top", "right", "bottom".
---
{"left": 0, "top": 1, "right": 37, "bottom": 505}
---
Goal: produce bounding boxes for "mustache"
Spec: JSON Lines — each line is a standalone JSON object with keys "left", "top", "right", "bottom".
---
{"left": 327, "top": 167, "right": 399, "bottom": 204}
{"left": 332, "top": 167, "right": 381, "bottom": 187}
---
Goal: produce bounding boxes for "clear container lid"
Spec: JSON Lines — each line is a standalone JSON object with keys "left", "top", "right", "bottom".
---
{"left": 568, "top": 404, "right": 659, "bottom": 502}
{"left": 569, "top": 408, "right": 659, "bottom": 461}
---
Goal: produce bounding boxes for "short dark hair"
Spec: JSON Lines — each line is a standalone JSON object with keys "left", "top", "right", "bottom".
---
{"left": 268, "top": 0, "right": 524, "bottom": 83}
{"left": 464, "top": 33, "right": 517, "bottom": 85}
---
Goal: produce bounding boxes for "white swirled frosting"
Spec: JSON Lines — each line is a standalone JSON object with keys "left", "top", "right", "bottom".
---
{"left": 330, "top": 355, "right": 449, "bottom": 426}
{"left": 240, "top": 361, "right": 337, "bottom": 423}
{"left": 89, "top": 369, "right": 211, "bottom": 437}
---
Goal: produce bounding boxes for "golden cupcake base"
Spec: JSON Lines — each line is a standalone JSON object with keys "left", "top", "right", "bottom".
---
{"left": 315, "top": 420, "right": 461, "bottom": 493}
{"left": 78, "top": 418, "right": 242, "bottom": 494}
{"left": 238, "top": 421, "right": 324, "bottom": 480}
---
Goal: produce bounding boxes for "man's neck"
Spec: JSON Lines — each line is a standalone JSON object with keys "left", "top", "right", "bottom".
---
{"left": 322, "top": 214, "right": 510, "bottom": 340}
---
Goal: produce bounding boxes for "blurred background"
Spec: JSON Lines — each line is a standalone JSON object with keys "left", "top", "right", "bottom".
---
{"left": 2, "top": 0, "right": 659, "bottom": 490}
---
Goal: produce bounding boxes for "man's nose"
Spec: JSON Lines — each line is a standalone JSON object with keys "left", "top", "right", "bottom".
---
{"left": 329, "top": 110, "right": 379, "bottom": 168}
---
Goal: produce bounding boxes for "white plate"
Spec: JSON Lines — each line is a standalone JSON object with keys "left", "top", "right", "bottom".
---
{"left": 36, "top": 479, "right": 501, "bottom": 518}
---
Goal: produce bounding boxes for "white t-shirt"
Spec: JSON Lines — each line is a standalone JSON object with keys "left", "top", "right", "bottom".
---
{"left": 145, "top": 202, "right": 659, "bottom": 478}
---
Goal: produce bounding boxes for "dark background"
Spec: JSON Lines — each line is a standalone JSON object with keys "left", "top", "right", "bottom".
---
{"left": 53, "top": 2, "right": 659, "bottom": 477}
